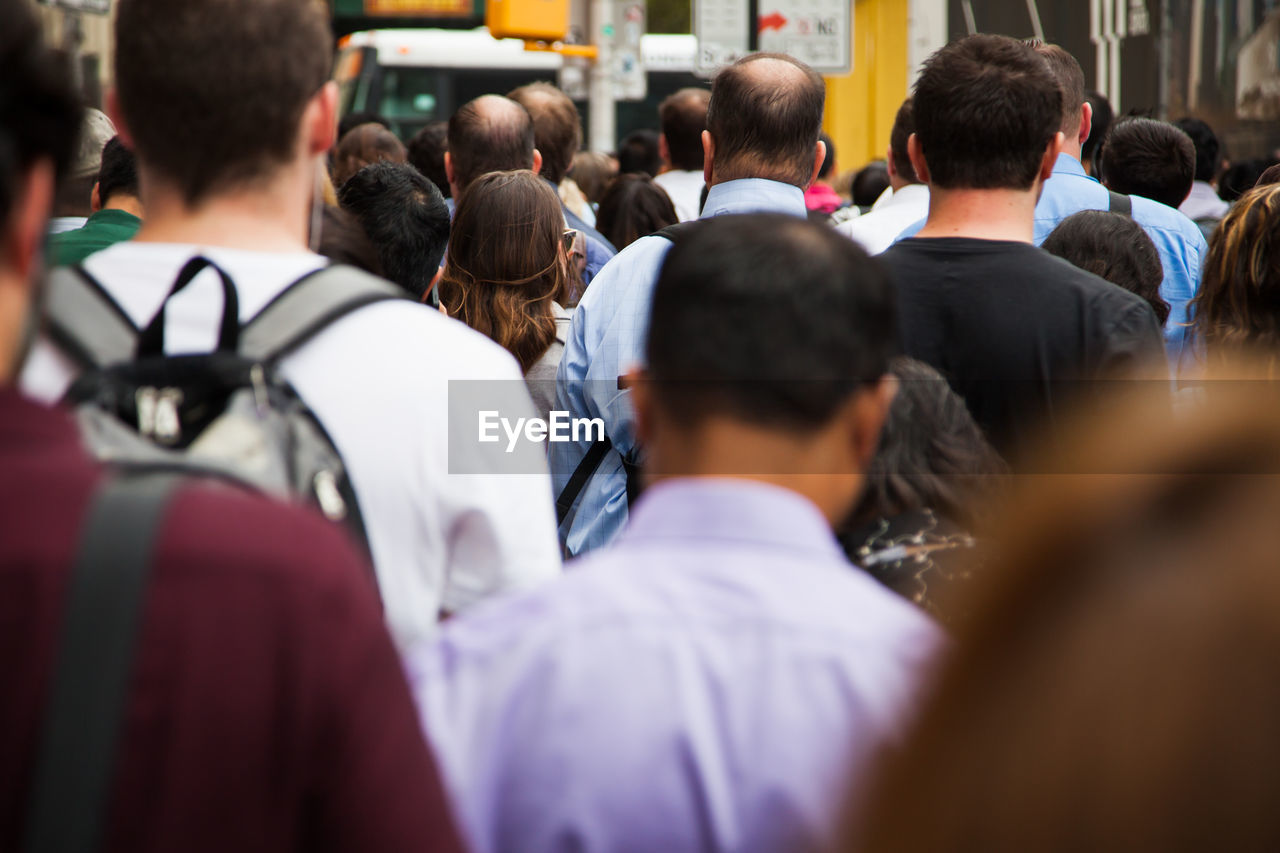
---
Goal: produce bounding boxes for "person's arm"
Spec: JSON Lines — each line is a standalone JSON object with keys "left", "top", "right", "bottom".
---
{"left": 305, "top": 521, "right": 468, "bottom": 853}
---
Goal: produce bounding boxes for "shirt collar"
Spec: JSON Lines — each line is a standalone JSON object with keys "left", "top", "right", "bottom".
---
{"left": 701, "top": 179, "right": 808, "bottom": 219}
{"left": 620, "top": 477, "right": 846, "bottom": 560}
{"left": 1052, "top": 152, "right": 1094, "bottom": 181}
{"left": 87, "top": 208, "right": 142, "bottom": 227}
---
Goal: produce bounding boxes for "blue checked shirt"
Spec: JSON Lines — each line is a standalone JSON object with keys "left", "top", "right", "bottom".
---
{"left": 551, "top": 179, "right": 809, "bottom": 555}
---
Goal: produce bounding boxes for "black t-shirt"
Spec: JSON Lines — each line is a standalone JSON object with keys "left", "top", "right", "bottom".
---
{"left": 879, "top": 237, "right": 1165, "bottom": 456}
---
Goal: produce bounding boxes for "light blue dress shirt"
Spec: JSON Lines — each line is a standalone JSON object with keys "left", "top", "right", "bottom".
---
{"left": 410, "top": 478, "right": 943, "bottom": 853}
{"left": 895, "top": 154, "right": 1206, "bottom": 366}
{"left": 551, "top": 179, "right": 809, "bottom": 555}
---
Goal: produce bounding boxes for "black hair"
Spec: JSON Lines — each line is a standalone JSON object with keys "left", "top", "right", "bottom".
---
{"left": 706, "top": 53, "right": 826, "bottom": 186}
{"left": 658, "top": 87, "right": 711, "bottom": 171}
{"left": 1219, "top": 158, "right": 1277, "bottom": 202}
{"left": 1082, "top": 89, "right": 1114, "bottom": 173}
{"left": 595, "top": 174, "right": 679, "bottom": 250}
{"left": 1100, "top": 117, "right": 1195, "bottom": 209}
{"left": 317, "top": 205, "right": 384, "bottom": 278}
{"left": 406, "top": 120, "right": 450, "bottom": 199}
{"left": 338, "top": 111, "right": 391, "bottom": 142}
{"left": 889, "top": 98, "right": 918, "bottom": 184}
{"left": 852, "top": 161, "right": 890, "bottom": 208}
{"left": 1042, "top": 210, "right": 1170, "bottom": 326}
{"left": 848, "top": 357, "right": 1006, "bottom": 527}
{"left": 337, "top": 161, "right": 450, "bottom": 300}
{"left": 1173, "top": 117, "right": 1221, "bottom": 183}
{"left": 912, "top": 35, "right": 1062, "bottom": 191}
{"left": 617, "top": 128, "right": 662, "bottom": 177}
{"left": 817, "top": 132, "right": 836, "bottom": 180}
{"left": 0, "top": 3, "right": 80, "bottom": 232}
{"left": 96, "top": 137, "right": 139, "bottom": 207}
{"left": 447, "top": 95, "right": 535, "bottom": 194}
{"left": 647, "top": 213, "right": 898, "bottom": 431}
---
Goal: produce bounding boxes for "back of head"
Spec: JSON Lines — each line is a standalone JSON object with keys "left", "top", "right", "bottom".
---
{"left": 0, "top": 3, "right": 79, "bottom": 237}
{"left": 115, "top": 0, "right": 332, "bottom": 207}
{"left": 1220, "top": 158, "right": 1274, "bottom": 202}
{"left": 447, "top": 95, "right": 535, "bottom": 195}
{"left": 1043, "top": 210, "right": 1169, "bottom": 325}
{"left": 595, "top": 174, "right": 678, "bottom": 250}
{"left": 439, "top": 170, "right": 565, "bottom": 370}
{"left": 889, "top": 97, "right": 919, "bottom": 185}
{"left": 96, "top": 137, "right": 140, "bottom": 207}
{"left": 852, "top": 376, "right": 1280, "bottom": 852}
{"left": 570, "top": 150, "right": 617, "bottom": 203}
{"left": 850, "top": 357, "right": 1004, "bottom": 528}
{"left": 1027, "top": 41, "right": 1085, "bottom": 138}
{"left": 337, "top": 111, "right": 390, "bottom": 142}
{"left": 332, "top": 122, "right": 407, "bottom": 189}
{"left": 508, "top": 81, "right": 581, "bottom": 185}
{"left": 913, "top": 35, "right": 1062, "bottom": 190}
{"left": 852, "top": 162, "right": 890, "bottom": 207}
{"left": 648, "top": 213, "right": 896, "bottom": 432}
{"left": 57, "top": 108, "right": 117, "bottom": 217}
{"left": 1101, "top": 117, "right": 1195, "bottom": 208}
{"left": 617, "top": 128, "right": 662, "bottom": 177}
{"left": 705, "top": 53, "right": 826, "bottom": 187}
{"left": 337, "top": 161, "right": 449, "bottom": 300}
{"left": 407, "top": 120, "right": 451, "bottom": 198}
{"left": 1173, "top": 116, "right": 1221, "bottom": 183}
{"left": 1082, "top": 89, "right": 1114, "bottom": 170}
{"left": 1191, "top": 183, "right": 1280, "bottom": 361}
{"left": 658, "top": 87, "right": 711, "bottom": 172}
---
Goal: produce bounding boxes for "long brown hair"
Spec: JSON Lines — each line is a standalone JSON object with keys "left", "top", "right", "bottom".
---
{"left": 1190, "top": 183, "right": 1280, "bottom": 365}
{"left": 438, "top": 170, "right": 566, "bottom": 373}
{"left": 846, "top": 367, "right": 1280, "bottom": 852}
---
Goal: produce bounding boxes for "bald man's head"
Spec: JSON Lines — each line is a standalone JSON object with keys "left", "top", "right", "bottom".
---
{"left": 706, "top": 53, "right": 826, "bottom": 187}
{"left": 447, "top": 94, "right": 536, "bottom": 194}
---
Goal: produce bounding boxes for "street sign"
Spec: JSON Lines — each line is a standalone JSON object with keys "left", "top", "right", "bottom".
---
{"left": 38, "top": 0, "right": 111, "bottom": 14}
{"left": 366, "top": 0, "right": 472, "bottom": 15}
{"left": 613, "top": 0, "right": 646, "bottom": 100}
{"left": 757, "top": 0, "right": 851, "bottom": 72}
{"left": 694, "top": 0, "right": 852, "bottom": 75}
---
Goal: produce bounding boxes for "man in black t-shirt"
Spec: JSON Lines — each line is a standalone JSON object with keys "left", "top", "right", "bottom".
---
{"left": 879, "top": 35, "right": 1164, "bottom": 456}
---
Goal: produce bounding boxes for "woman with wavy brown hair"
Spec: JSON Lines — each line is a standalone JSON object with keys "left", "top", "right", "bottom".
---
{"left": 438, "top": 170, "right": 577, "bottom": 419}
{"left": 1189, "top": 182, "right": 1280, "bottom": 367}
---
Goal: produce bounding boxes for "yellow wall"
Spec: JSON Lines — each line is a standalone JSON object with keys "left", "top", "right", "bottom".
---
{"left": 824, "top": 0, "right": 910, "bottom": 173}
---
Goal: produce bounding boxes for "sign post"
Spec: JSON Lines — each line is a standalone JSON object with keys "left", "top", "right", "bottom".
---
{"left": 694, "top": 0, "right": 852, "bottom": 75}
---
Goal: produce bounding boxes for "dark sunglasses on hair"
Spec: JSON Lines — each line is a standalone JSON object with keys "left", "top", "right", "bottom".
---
{"left": 562, "top": 229, "right": 579, "bottom": 253}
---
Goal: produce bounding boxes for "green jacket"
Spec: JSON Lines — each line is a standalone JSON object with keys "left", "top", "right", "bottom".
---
{"left": 47, "top": 208, "right": 142, "bottom": 267}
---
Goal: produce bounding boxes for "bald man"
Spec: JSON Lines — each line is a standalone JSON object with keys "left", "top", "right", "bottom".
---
{"left": 444, "top": 94, "right": 543, "bottom": 200}
{"left": 551, "top": 53, "right": 829, "bottom": 555}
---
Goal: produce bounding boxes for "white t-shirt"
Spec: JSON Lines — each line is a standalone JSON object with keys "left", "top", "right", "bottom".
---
{"left": 836, "top": 183, "right": 931, "bottom": 256}
{"left": 21, "top": 243, "right": 563, "bottom": 650}
{"left": 653, "top": 169, "right": 706, "bottom": 223}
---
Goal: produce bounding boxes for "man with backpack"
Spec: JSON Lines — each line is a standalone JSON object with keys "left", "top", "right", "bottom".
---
{"left": 20, "top": 0, "right": 562, "bottom": 651}
{"left": 0, "top": 4, "right": 465, "bottom": 850}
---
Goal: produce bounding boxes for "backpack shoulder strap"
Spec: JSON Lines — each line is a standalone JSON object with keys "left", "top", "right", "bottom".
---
{"left": 1108, "top": 190, "right": 1132, "bottom": 217}
{"left": 650, "top": 221, "right": 702, "bottom": 245}
{"left": 240, "top": 264, "right": 406, "bottom": 362}
{"left": 44, "top": 266, "right": 138, "bottom": 370}
{"left": 23, "top": 470, "right": 182, "bottom": 853}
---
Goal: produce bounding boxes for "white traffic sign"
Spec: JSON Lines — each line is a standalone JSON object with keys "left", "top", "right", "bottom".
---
{"left": 695, "top": 0, "right": 851, "bottom": 75}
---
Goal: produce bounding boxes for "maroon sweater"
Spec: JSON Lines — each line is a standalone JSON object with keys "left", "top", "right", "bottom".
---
{"left": 0, "top": 390, "right": 465, "bottom": 852}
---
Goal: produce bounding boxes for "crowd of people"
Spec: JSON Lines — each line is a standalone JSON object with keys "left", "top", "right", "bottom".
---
{"left": 4, "top": 0, "right": 1280, "bottom": 850}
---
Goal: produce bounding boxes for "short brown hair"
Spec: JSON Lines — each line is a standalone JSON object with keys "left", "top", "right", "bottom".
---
{"left": 114, "top": 0, "right": 332, "bottom": 207}
{"left": 446, "top": 95, "right": 535, "bottom": 195}
{"left": 658, "top": 87, "right": 711, "bottom": 171}
{"left": 331, "top": 123, "right": 407, "bottom": 189}
{"left": 705, "top": 53, "right": 826, "bottom": 187}
{"left": 508, "top": 82, "right": 581, "bottom": 185}
{"left": 438, "top": 171, "right": 568, "bottom": 372}
{"left": 1028, "top": 39, "right": 1086, "bottom": 136}
{"left": 888, "top": 97, "right": 918, "bottom": 184}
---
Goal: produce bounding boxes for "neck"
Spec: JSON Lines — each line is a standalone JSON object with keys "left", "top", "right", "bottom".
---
{"left": 102, "top": 195, "right": 145, "bottom": 219}
{"left": 643, "top": 416, "right": 861, "bottom": 526}
{"left": 134, "top": 162, "right": 315, "bottom": 252}
{"left": 915, "top": 185, "right": 1040, "bottom": 242}
{"left": 1059, "top": 134, "right": 1082, "bottom": 163}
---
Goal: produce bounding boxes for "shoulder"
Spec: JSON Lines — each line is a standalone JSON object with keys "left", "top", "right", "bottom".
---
{"left": 577, "top": 235, "right": 676, "bottom": 310}
{"left": 1130, "top": 197, "right": 1209, "bottom": 249}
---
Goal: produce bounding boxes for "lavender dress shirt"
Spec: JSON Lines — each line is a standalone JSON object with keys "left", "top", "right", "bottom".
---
{"left": 410, "top": 478, "right": 943, "bottom": 853}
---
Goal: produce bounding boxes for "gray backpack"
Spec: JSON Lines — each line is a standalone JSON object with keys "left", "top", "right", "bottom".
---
{"left": 44, "top": 256, "right": 405, "bottom": 561}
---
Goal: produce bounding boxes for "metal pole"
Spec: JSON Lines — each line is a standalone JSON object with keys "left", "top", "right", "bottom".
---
{"left": 588, "top": 0, "right": 616, "bottom": 153}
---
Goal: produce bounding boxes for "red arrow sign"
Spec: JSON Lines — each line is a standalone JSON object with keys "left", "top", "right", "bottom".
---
{"left": 759, "top": 12, "right": 788, "bottom": 32}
